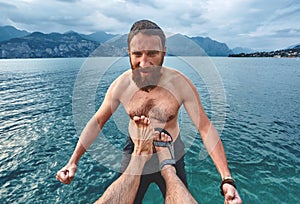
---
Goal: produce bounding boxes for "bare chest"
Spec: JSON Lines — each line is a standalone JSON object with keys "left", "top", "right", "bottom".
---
{"left": 125, "top": 87, "right": 180, "bottom": 123}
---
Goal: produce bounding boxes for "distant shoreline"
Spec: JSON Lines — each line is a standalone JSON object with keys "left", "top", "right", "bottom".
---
{"left": 229, "top": 47, "right": 300, "bottom": 58}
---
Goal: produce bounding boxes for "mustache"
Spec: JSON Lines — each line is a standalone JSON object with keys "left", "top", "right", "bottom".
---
{"left": 133, "top": 66, "right": 162, "bottom": 73}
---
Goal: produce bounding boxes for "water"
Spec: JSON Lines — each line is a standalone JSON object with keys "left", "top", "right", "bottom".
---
{"left": 0, "top": 57, "right": 299, "bottom": 203}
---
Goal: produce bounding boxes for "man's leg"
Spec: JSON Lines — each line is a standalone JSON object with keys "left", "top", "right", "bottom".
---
{"left": 120, "top": 137, "right": 153, "bottom": 203}
{"left": 154, "top": 131, "right": 198, "bottom": 204}
{"left": 120, "top": 133, "right": 188, "bottom": 202}
{"left": 134, "top": 147, "right": 187, "bottom": 203}
{"left": 174, "top": 156, "right": 188, "bottom": 187}
{"left": 154, "top": 155, "right": 187, "bottom": 193}
{"left": 95, "top": 116, "right": 153, "bottom": 204}
{"left": 162, "top": 167, "right": 198, "bottom": 204}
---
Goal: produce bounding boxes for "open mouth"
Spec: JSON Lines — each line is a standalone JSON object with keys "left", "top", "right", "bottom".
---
{"left": 139, "top": 68, "right": 152, "bottom": 76}
{"left": 140, "top": 72, "right": 150, "bottom": 77}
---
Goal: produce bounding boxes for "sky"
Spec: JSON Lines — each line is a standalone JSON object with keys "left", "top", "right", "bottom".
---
{"left": 0, "top": 0, "right": 299, "bottom": 51}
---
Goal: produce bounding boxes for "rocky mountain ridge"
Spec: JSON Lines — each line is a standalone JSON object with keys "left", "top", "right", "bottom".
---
{"left": 1, "top": 25, "right": 298, "bottom": 58}
{"left": 0, "top": 25, "right": 233, "bottom": 58}
{"left": 0, "top": 25, "right": 30, "bottom": 42}
{"left": 0, "top": 31, "right": 99, "bottom": 58}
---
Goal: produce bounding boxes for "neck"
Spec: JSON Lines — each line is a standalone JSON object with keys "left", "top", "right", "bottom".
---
{"left": 141, "top": 85, "right": 157, "bottom": 92}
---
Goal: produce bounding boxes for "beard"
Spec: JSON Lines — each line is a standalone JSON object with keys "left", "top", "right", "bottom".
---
{"left": 131, "top": 55, "right": 164, "bottom": 92}
{"left": 132, "top": 66, "right": 162, "bottom": 92}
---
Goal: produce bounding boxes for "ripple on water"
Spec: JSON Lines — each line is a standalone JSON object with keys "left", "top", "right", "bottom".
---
{"left": 1, "top": 58, "right": 300, "bottom": 203}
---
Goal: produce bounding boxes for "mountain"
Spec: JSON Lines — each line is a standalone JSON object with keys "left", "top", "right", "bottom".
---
{"left": 190, "top": 36, "right": 233, "bottom": 56}
{"left": 0, "top": 25, "right": 262, "bottom": 58}
{"left": 92, "top": 33, "right": 231, "bottom": 57}
{"left": 294, "top": 44, "right": 300, "bottom": 49}
{"left": 81, "top": 31, "right": 117, "bottom": 43}
{"left": 90, "top": 34, "right": 128, "bottom": 57}
{"left": 286, "top": 44, "right": 300, "bottom": 49}
{"left": 0, "top": 25, "right": 30, "bottom": 42}
{"left": 0, "top": 31, "right": 238, "bottom": 58}
{"left": 0, "top": 32, "right": 100, "bottom": 58}
{"left": 231, "top": 47, "right": 256, "bottom": 54}
{"left": 166, "top": 34, "right": 207, "bottom": 56}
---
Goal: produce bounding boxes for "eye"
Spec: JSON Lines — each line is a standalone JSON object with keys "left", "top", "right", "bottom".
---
{"left": 131, "top": 51, "right": 142, "bottom": 57}
{"left": 147, "top": 50, "right": 160, "bottom": 57}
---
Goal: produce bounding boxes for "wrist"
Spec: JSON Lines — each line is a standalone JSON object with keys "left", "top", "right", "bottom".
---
{"left": 67, "top": 163, "right": 77, "bottom": 170}
{"left": 222, "top": 176, "right": 233, "bottom": 181}
{"left": 220, "top": 176, "right": 236, "bottom": 196}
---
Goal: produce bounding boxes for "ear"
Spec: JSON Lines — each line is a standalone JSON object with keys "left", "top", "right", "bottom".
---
{"left": 163, "top": 47, "right": 166, "bottom": 56}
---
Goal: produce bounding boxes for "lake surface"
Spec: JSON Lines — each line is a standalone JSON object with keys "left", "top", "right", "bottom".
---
{"left": 0, "top": 57, "right": 299, "bottom": 203}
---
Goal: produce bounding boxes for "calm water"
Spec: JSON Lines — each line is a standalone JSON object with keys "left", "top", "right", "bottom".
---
{"left": 0, "top": 57, "right": 299, "bottom": 203}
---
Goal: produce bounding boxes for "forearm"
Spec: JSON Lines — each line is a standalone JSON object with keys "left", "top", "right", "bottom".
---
{"left": 69, "top": 116, "right": 101, "bottom": 165}
{"left": 203, "top": 125, "right": 231, "bottom": 178}
{"left": 95, "top": 154, "right": 147, "bottom": 204}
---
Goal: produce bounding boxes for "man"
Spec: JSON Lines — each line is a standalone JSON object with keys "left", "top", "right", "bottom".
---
{"left": 94, "top": 116, "right": 198, "bottom": 204}
{"left": 56, "top": 19, "right": 242, "bottom": 204}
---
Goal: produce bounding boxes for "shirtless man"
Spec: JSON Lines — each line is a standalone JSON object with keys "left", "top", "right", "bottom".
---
{"left": 56, "top": 19, "right": 242, "bottom": 204}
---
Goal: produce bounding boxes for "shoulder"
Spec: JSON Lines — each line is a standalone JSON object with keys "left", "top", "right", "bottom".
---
{"left": 110, "top": 69, "right": 131, "bottom": 89}
{"left": 161, "top": 67, "right": 193, "bottom": 86}
{"left": 106, "top": 69, "right": 133, "bottom": 99}
{"left": 161, "top": 67, "right": 198, "bottom": 99}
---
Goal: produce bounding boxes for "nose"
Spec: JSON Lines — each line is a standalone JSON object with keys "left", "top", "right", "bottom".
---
{"left": 139, "top": 53, "right": 151, "bottom": 68}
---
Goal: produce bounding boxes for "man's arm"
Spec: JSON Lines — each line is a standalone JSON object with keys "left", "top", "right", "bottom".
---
{"left": 180, "top": 75, "right": 242, "bottom": 203}
{"left": 180, "top": 74, "right": 231, "bottom": 177}
{"left": 56, "top": 79, "right": 121, "bottom": 184}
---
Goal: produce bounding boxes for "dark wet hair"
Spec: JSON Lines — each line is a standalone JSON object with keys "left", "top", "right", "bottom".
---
{"left": 127, "top": 19, "right": 166, "bottom": 49}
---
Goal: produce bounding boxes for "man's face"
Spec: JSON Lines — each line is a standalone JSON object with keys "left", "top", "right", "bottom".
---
{"left": 129, "top": 32, "right": 166, "bottom": 91}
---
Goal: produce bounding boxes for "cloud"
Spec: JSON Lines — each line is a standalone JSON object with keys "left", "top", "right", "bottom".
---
{"left": 235, "top": 1, "right": 300, "bottom": 49}
{"left": 0, "top": 2, "right": 17, "bottom": 9}
{"left": 0, "top": 0, "right": 299, "bottom": 50}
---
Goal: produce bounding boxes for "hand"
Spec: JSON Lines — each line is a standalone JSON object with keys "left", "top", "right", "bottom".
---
{"left": 56, "top": 163, "right": 77, "bottom": 184}
{"left": 223, "top": 184, "right": 242, "bottom": 204}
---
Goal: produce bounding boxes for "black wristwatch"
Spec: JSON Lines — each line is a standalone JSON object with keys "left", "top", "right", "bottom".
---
{"left": 220, "top": 176, "right": 236, "bottom": 196}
